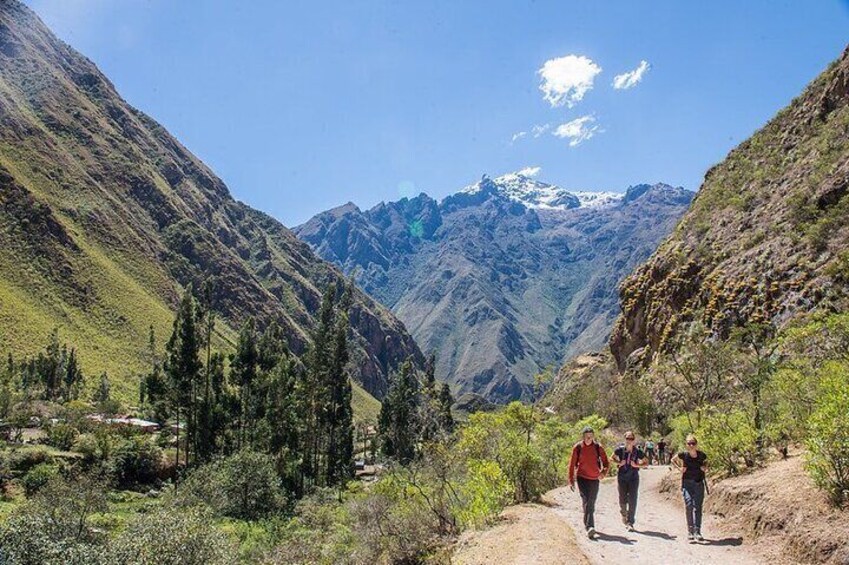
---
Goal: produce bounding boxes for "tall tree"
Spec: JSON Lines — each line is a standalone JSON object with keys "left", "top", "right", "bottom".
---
{"left": 165, "top": 286, "right": 202, "bottom": 470}
{"left": 326, "top": 285, "right": 354, "bottom": 489}
{"left": 301, "top": 284, "right": 337, "bottom": 488}
{"left": 379, "top": 358, "right": 420, "bottom": 465}
{"left": 231, "top": 318, "right": 258, "bottom": 450}
{"left": 438, "top": 382, "right": 455, "bottom": 434}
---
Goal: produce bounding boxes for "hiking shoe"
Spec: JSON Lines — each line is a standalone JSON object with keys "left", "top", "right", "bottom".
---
{"left": 627, "top": 523, "right": 635, "bottom": 532}
{"left": 694, "top": 531, "right": 704, "bottom": 542}
{"left": 687, "top": 532, "right": 695, "bottom": 542}
{"left": 587, "top": 527, "right": 596, "bottom": 539}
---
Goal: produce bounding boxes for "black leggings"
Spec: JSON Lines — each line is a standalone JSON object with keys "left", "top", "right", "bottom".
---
{"left": 618, "top": 477, "right": 639, "bottom": 525}
{"left": 577, "top": 477, "right": 600, "bottom": 530}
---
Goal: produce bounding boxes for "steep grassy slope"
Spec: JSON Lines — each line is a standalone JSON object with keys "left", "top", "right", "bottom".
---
{"left": 0, "top": 0, "right": 423, "bottom": 402}
{"left": 297, "top": 176, "right": 692, "bottom": 402}
{"left": 610, "top": 45, "right": 849, "bottom": 370}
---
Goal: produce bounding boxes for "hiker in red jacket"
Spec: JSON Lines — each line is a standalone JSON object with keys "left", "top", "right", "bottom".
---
{"left": 568, "top": 426, "right": 610, "bottom": 539}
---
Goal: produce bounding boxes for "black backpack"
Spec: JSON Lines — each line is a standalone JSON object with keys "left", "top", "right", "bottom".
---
{"left": 576, "top": 441, "right": 603, "bottom": 471}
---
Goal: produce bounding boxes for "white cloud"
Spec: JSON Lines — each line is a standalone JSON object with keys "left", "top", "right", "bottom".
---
{"left": 552, "top": 115, "right": 600, "bottom": 147}
{"left": 511, "top": 131, "right": 527, "bottom": 142}
{"left": 612, "top": 60, "right": 651, "bottom": 90}
{"left": 537, "top": 55, "right": 602, "bottom": 108}
{"left": 517, "top": 166, "right": 541, "bottom": 177}
{"left": 531, "top": 123, "right": 550, "bottom": 137}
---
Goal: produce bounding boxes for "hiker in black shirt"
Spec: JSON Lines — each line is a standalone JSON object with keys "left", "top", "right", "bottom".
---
{"left": 611, "top": 430, "right": 647, "bottom": 531}
{"left": 671, "top": 434, "right": 709, "bottom": 542}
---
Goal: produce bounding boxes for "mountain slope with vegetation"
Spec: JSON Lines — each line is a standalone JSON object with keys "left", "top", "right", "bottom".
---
{"left": 296, "top": 174, "right": 692, "bottom": 402}
{"left": 610, "top": 45, "right": 849, "bottom": 370}
{"left": 0, "top": 0, "right": 423, "bottom": 401}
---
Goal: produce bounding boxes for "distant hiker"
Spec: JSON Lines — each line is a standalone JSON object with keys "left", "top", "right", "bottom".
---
{"left": 657, "top": 438, "right": 667, "bottom": 465}
{"left": 645, "top": 439, "right": 656, "bottom": 465}
{"left": 569, "top": 426, "right": 610, "bottom": 539}
{"left": 671, "top": 434, "right": 709, "bottom": 542}
{"left": 611, "top": 431, "right": 647, "bottom": 531}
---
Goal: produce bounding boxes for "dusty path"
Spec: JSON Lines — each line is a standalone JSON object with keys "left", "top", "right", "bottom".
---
{"left": 552, "top": 466, "right": 762, "bottom": 564}
{"left": 453, "top": 495, "right": 589, "bottom": 565}
{"left": 455, "top": 466, "right": 766, "bottom": 564}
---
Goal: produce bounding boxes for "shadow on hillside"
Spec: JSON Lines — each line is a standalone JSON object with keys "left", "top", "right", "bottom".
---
{"left": 703, "top": 537, "right": 744, "bottom": 546}
{"left": 594, "top": 532, "right": 635, "bottom": 545}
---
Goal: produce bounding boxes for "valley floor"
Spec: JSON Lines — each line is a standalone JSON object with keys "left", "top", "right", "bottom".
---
{"left": 455, "top": 466, "right": 764, "bottom": 564}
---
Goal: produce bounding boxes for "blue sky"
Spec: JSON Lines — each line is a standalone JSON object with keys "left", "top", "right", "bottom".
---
{"left": 25, "top": 0, "right": 849, "bottom": 226}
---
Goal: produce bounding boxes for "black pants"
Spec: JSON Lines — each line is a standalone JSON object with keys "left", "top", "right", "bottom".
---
{"left": 681, "top": 479, "right": 705, "bottom": 533}
{"left": 577, "top": 477, "right": 600, "bottom": 530}
{"left": 617, "top": 476, "right": 639, "bottom": 525}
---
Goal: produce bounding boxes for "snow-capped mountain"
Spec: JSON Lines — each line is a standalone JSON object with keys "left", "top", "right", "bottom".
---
{"left": 457, "top": 170, "right": 623, "bottom": 211}
{"left": 296, "top": 173, "right": 693, "bottom": 404}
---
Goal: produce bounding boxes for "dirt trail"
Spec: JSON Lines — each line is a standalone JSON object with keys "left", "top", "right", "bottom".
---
{"left": 552, "top": 466, "right": 762, "bottom": 565}
{"left": 456, "top": 466, "right": 766, "bottom": 565}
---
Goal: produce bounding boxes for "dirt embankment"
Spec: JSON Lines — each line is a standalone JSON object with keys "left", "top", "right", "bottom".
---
{"left": 706, "top": 455, "right": 849, "bottom": 565}
{"left": 452, "top": 493, "right": 589, "bottom": 565}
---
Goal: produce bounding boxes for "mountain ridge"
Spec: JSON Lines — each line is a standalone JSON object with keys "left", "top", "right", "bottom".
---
{"left": 0, "top": 0, "right": 424, "bottom": 401}
{"left": 610, "top": 44, "right": 849, "bottom": 370}
{"left": 296, "top": 173, "right": 693, "bottom": 402}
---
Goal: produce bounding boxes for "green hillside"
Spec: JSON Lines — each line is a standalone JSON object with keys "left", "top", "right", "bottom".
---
{"left": 0, "top": 0, "right": 423, "bottom": 405}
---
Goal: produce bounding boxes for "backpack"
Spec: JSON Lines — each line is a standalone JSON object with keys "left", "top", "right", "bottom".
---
{"left": 576, "top": 441, "right": 603, "bottom": 471}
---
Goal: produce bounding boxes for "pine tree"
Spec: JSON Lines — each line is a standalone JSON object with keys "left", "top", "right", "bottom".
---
{"left": 231, "top": 318, "right": 258, "bottom": 450}
{"left": 165, "top": 286, "right": 202, "bottom": 470}
{"left": 326, "top": 286, "right": 354, "bottom": 489}
{"left": 263, "top": 356, "right": 302, "bottom": 492}
{"left": 196, "top": 279, "right": 217, "bottom": 463}
{"left": 94, "top": 372, "right": 111, "bottom": 404}
{"left": 378, "top": 358, "right": 420, "bottom": 465}
{"left": 63, "top": 347, "right": 83, "bottom": 401}
{"left": 420, "top": 353, "right": 439, "bottom": 442}
{"left": 438, "top": 382, "right": 455, "bottom": 433}
{"left": 302, "top": 284, "right": 337, "bottom": 488}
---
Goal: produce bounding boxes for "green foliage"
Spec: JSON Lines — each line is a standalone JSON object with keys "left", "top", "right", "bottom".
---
{"left": 378, "top": 359, "right": 420, "bottom": 465}
{"left": 458, "top": 403, "right": 602, "bottom": 503}
{"left": 109, "top": 504, "right": 235, "bottom": 565}
{"left": 45, "top": 422, "right": 79, "bottom": 451}
{"left": 108, "top": 436, "right": 162, "bottom": 489}
{"left": 21, "top": 463, "right": 58, "bottom": 497}
{"left": 7, "top": 446, "right": 52, "bottom": 474}
{"left": 804, "top": 362, "right": 849, "bottom": 506}
{"left": 180, "top": 450, "right": 285, "bottom": 520}
{"left": 0, "top": 474, "right": 108, "bottom": 564}
{"left": 697, "top": 406, "right": 758, "bottom": 475}
{"left": 456, "top": 460, "right": 511, "bottom": 528}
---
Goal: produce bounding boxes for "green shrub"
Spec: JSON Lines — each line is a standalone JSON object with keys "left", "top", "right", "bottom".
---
{"left": 805, "top": 362, "right": 849, "bottom": 506}
{"left": 456, "top": 459, "right": 511, "bottom": 528}
{"left": 108, "top": 436, "right": 162, "bottom": 489}
{"left": 0, "top": 474, "right": 108, "bottom": 564}
{"left": 109, "top": 504, "right": 235, "bottom": 565}
{"left": 7, "top": 446, "right": 51, "bottom": 474}
{"left": 697, "top": 406, "right": 758, "bottom": 475}
{"left": 21, "top": 464, "right": 58, "bottom": 496}
{"left": 45, "top": 422, "right": 79, "bottom": 451}
{"left": 670, "top": 406, "right": 757, "bottom": 475}
{"left": 180, "top": 450, "right": 285, "bottom": 520}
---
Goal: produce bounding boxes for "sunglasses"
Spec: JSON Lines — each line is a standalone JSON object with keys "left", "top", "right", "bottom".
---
{"left": 686, "top": 441, "right": 697, "bottom": 446}
{"left": 625, "top": 437, "right": 635, "bottom": 441}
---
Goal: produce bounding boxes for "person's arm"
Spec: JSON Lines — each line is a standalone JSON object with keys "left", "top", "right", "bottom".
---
{"left": 612, "top": 448, "right": 625, "bottom": 467}
{"left": 700, "top": 452, "right": 708, "bottom": 472}
{"left": 600, "top": 446, "right": 610, "bottom": 475}
{"left": 636, "top": 449, "right": 649, "bottom": 468}
{"left": 568, "top": 445, "right": 578, "bottom": 488}
{"left": 671, "top": 452, "right": 683, "bottom": 472}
